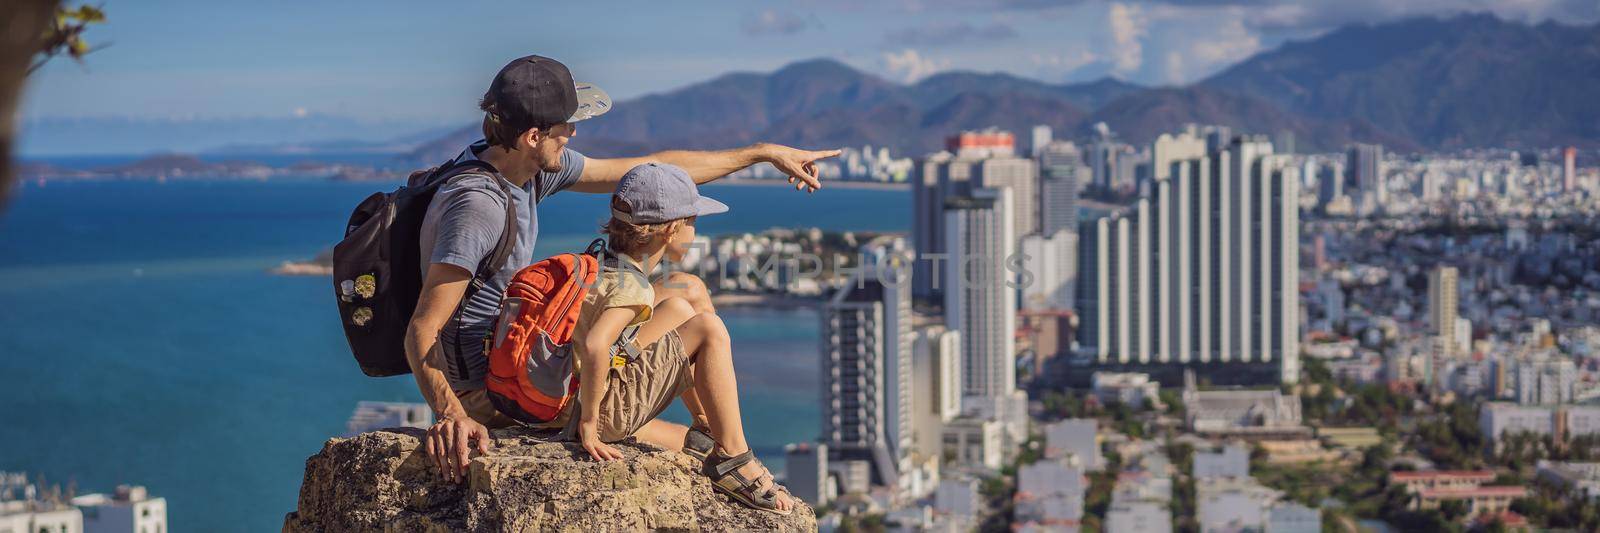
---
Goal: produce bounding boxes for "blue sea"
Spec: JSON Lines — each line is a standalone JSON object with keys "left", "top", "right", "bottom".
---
{"left": 0, "top": 175, "right": 908, "bottom": 531}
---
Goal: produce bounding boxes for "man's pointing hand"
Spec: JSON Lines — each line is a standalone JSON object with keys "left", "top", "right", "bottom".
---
{"left": 760, "top": 144, "right": 842, "bottom": 193}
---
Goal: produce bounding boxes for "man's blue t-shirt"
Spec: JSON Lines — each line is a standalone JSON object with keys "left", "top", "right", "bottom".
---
{"left": 417, "top": 140, "right": 586, "bottom": 391}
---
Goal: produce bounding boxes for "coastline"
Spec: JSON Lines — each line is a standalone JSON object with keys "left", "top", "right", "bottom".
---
{"left": 710, "top": 292, "right": 823, "bottom": 310}
{"left": 710, "top": 177, "right": 909, "bottom": 191}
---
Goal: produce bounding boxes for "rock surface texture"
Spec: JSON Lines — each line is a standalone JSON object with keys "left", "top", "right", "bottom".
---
{"left": 283, "top": 427, "right": 816, "bottom": 532}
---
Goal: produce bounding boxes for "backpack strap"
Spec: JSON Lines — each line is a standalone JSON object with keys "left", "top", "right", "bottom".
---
{"left": 431, "top": 158, "right": 518, "bottom": 293}
{"left": 587, "top": 237, "right": 648, "bottom": 364}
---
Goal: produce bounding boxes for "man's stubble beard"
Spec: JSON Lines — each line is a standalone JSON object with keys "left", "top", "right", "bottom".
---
{"left": 537, "top": 146, "right": 562, "bottom": 173}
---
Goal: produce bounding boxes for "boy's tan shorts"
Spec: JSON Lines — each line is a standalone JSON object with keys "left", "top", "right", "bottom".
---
{"left": 575, "top": 330, "right": 695, "bottom": 442}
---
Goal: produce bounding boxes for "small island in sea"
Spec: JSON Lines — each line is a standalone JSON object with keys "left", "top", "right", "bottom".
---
{"left": 272, "top": 249, "right": 333, "bottom": 276}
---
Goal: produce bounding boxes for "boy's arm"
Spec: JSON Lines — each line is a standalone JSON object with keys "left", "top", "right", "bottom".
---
{"left": 406, "top": 263, "right": 490, "bottom": 483}
{"left": 574, "top": 307, "right": 640, "bottom": 461}
{"left": 568, "top": 143, "right": 841, "bottom": 194}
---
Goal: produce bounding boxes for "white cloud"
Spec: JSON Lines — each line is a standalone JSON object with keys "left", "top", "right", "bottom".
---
{"left": 1188, "top": 13, "right": 1261, "bottom": 68}
{"left": 1164, "top": 51, "right": 1186, "bottom": 84}
{"left": 1106, "top": 3, "right": 1149, "bottom": 74}
{"left": 1141, "top": 5, "right": 1264, "bottom": 83}
{"left": 882, "top": 48, "right": 951, "bottom": 83}
{"left": 1030, "top": 49, "right": 1098, "bottom": 71}
{"left": 741, "top": 9, "right": 817, "bottom": 36}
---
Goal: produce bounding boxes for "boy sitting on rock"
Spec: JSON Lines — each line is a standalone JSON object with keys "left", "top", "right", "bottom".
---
{"left": 563, "top": 162, "right": 793, "bottom": 515}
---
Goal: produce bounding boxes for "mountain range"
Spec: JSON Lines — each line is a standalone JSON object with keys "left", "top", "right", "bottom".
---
{"left": 25, "top": 13, "right": 1588, "bottom": 161}
{"left": 401, "top": 13, "right": 1597, "bottom": 164}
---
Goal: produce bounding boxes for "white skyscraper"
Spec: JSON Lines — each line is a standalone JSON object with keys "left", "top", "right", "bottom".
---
{"left": 821, "top": 238, "right": 913, "bottom": 489}
{"left": 944, "top": 187, "right": 1019, "bottom": 398}
{"left": 1021, "top": 229, "right": 1077, "bottom": 311}
{"left": 1077, "top": 134, "right": 1300, "bottom": 385}
{"left": 912, "top": 325, "right": 962, "bottom": 459}
{"left": 1031, "top": 124, "right": 1053, "bottom": 158}
{"left": 913, "top": 130, "right": 1036, "bottom": 301}
{"left": 974, "top": 157, "right": 1039, "bottom": 240}
{"left": 1151, "top": 126, "right": 1207, "bottom": 183}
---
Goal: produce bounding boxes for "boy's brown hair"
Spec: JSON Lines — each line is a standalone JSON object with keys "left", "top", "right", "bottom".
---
{"left": 602, "top": 195, "right": 684, "bottom": 257}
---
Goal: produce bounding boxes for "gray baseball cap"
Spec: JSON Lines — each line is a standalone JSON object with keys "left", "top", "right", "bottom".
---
{"left": 612, "top": 163, "right": 729, "bottom": 224}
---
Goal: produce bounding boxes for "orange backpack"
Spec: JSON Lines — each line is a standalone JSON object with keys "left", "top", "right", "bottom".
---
{"left": 484, "top": 239, "right": 610, "bottom": 424}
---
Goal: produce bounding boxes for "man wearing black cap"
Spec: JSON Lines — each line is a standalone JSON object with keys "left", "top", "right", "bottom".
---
{"left": 409, "top": 55, "right": 839, "bottom": 483}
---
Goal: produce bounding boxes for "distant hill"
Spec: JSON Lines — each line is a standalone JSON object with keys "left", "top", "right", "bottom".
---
{"left": 20, "top": 115, "right": 455, "bottom": 157}
{"left": 1085, "top": 87, "right": 1419, "bottom": 152}
{"left": 400, "top": 13, "right": 1596, "bottom": 163}
{"left": 402, "top": 59, "right": 1103, "bottom": 163}
{"left": 1203, "top": 14, "right": 1600, "bottom": 149}
{"left": 909, "top": 72, "right": 1144, "bottom": 111}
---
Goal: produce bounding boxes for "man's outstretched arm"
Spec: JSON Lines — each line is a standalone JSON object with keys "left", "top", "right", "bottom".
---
{"left": 569, "top": 143, "right": 841, "bottom": 194}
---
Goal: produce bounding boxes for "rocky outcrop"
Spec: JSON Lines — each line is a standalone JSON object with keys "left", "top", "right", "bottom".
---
{"left": 283, "top": 427, "right": 815, "bottom": 532}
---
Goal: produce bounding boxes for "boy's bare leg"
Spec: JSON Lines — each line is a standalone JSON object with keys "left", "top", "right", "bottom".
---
{"left": 680, "top": 368, "right": 711, "bottom": 429}
{"left": 676, "top": 311, "right": 792, "bottom": 512}
{"left": 633, "top": 419, "right": 689, "bottom": 452}
{"left": 626, "top": 296, "right": 702, "bottom": 452}
{"left": 649, "top": 273, "right": 714, "bottom": 428}
{"left": 653, "top": 272, "right": 716, "bottom": 314}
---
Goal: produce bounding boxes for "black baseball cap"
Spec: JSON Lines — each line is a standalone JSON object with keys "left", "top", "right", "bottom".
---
{"left": 483, "top": 55, "right": 611, "bottom": 131}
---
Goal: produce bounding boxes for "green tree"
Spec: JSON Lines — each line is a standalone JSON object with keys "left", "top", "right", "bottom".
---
{"left": 2, "top": 2, "right": 106, "bottom": 208}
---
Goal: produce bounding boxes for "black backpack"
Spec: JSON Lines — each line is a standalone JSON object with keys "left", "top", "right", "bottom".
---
{"left": 332, "top": 159, "right": 532, "bottom": 377}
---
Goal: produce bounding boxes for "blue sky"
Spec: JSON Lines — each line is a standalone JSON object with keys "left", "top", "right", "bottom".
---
{"left": 21, "top": 0, "right": 1600, "bottom": 123}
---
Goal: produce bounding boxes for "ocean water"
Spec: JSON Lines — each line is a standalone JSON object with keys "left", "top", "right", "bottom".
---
{"left": 0, "top": 177, "right": 908, "bottom": 532}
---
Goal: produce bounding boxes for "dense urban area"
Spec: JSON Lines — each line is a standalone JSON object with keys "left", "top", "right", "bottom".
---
{"left": 752, "top": 123, "right": 1600, "bottom": 533}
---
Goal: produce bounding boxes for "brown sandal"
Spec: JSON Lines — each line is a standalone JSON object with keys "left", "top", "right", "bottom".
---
{"left": 702, "top": 449, "right": 792, "bottom": 515}
{"left": 682, "top": 425, "right": 715, "bottom": 463}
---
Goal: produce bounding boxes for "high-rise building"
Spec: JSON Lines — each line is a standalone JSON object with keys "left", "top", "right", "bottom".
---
{"left": 783, "top": 442, "right": 830, "bottom": 506}
{"left": 1428, "top": 266, "right": 1460, "bottom": 356}
{"left": 947, "top": 128, "right": 1016, "bottom": 158}
{"left": 912, "top": 151, "right": 954, "bottom": 302}
{"left": 1315, "top": 158, "right": 1344, "bottom": 209}
{"left": 1117, "top": 147, "right": 1147, "bottom": 192}
{"left": 1347, "top": 143, "right": 1386, "bottom": 205}
{"left": 945, "top": 187, "right": 1019, "bottom": 398}
{"left": 1204, "top": 126, "right": 1233, "bottom": 153}
{"left": 1514, "top": 359, "right": 1578, "bottom": 405}
{"left": 1151, "top": 126, "right": 1207, "bottom": 183}
{"left": 820, "top": 239, "right": 913, "bottom": 490}
{"left": 974, "top": 157, "right": 1039, "bottom": 239}
{"left": 913, "top": 130, "right": 1037, "bottom": 301}
{"left": 913, "top": 326, "right": 962, "bottom": 460}
{"left": 1031, "top": 125, "right": 1053, "bottom": 158}
{"left": 1038, "top": 141, "right": 1085, "bottom": 236}
{"left": 1021, "top": 229, "right": 1077, "bottom": 311}
{"left": 1087, "top": 123, "right": 1134, "bottom": 192}
{"left": 1565, "top": 147, "right": 1578, "bottom": 193}
{"left": 1076, "top": 135, "right": 1300, "bottom": 385}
